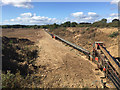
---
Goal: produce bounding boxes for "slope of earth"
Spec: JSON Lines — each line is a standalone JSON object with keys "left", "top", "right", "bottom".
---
{"left": 49, "top": 27, "right": 118, "bottom": 57}
{"left": 35, "top": 29, "right": 105, "bottom": 88}
{"left": 2, "top": 28, "right": 41, "bottom": 42}
{"left": 2, "top": 28, "right": 114, "bottom": 88}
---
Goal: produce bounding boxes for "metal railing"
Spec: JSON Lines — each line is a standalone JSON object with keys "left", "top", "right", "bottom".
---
{"left": 55, "top": 35, "right": 90, "bottom": 55}
{"left": 45, "top": 29, "right": 90, "bottom": 56}
{"left": 95, "top": 45, "right": 120, "bottom": 89}
{"left": 45, "top": 29, "right": 120, "bottom": 89}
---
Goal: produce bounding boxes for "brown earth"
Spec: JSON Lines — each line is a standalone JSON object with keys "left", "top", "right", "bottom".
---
{"left": 2, "top": 28, "right": 109, "bottom": 88}
{"left": 49, "top": 27, "right": 119, "bottom": 57}
{"left": 2, "top": 28, "right": 41, "bottom": 42}
{"left": 35, "top": 30, "right": 104, "bottom": 88}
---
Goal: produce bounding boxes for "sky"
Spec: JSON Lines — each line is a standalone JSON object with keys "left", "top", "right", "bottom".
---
{"left": 0, "top": 0, "right": 119, "bottom": 25}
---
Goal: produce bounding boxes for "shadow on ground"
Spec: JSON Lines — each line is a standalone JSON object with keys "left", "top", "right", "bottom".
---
{"left": 2, "top": 36, "right": 38, "bottom": 76}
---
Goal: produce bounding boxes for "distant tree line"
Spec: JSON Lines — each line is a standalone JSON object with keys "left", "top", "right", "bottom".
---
{"left": 1, "top": 18, "right": 120, "bottom": 29}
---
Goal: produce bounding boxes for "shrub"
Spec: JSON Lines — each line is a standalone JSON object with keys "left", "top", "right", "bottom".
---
{"left": 2, "top": 36, "right": 41, "bottom": 88}
{"left": 86, "top": 28, "right": 90, "bottom": 31}
{"left": 2, "top": 71, "right": 23, "bottom": 88}
{"left": 109, "top": 32, "right": 119, "bottom": 38}
{"left": 81, "top": 31, "right": 85, "bottom": 34}
{"left": 2, "top": 70, "right": 39, "bottom": 88}
{"left": 9, "top": 40, "right": 13, "bottom": 44}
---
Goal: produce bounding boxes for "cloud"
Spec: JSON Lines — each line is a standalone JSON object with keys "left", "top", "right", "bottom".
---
{"left": 1, "top": 0, "right": 33, "bottom": 8}
{"left": 70, "top": 12, "right": 119, "bottom": 23}
{"left": 20, "top": 12, "right": 33, "bottom": 17}
{"left": 110, "top": 13, "right": 118, "bottom": 17}
{"left": 2, "top": 13, "right": 58, "bottom": 25}
{"left": 111, "top": 0, "right": 120, "bottom": 4}
{"left": 107, "top": 13, "right": 118, "bottom": 22}
{"left": 2, "top": 12, "right": 119, "bottom": 25}
{"left": 107, "top": 17, "right": 118, "bottom": 22}
{"left": 88, "top": 12, "right": 98, "bottom": 17}
{"left": 70, "top": 12, "right": 100, "bottom": 23}
{"left": 71, "top": 12, "right": 84, "bottom": 17}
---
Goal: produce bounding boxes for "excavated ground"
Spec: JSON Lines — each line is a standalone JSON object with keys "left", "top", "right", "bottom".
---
{"left": 34, "top": 29, "right": 104, "bottom": 88}
{"left": 2, "top": 28, "right": 116, "bottom": 88}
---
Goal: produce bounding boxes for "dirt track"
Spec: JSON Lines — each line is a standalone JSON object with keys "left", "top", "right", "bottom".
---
{"left": 34, "top": 29, "right": 105, "bottom": 88}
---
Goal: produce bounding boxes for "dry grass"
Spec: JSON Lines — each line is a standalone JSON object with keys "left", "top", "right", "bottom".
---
{"left": 49, "top": 27, "right": 118, "bottom": 57}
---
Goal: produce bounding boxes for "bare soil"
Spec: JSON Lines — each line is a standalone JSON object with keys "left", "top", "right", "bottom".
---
{"left": 50, "top": 27, "right": 118, "bottom": 57}
{"left": 2, "top": 28, "right": 109, "bottom": 88}
{"left": 35, "top": 30, "right": 104, "bottom": 88}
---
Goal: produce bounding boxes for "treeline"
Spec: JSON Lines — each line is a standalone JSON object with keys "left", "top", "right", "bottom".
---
{"left": 1, "top": 18, "right": 120, "bottom": 29}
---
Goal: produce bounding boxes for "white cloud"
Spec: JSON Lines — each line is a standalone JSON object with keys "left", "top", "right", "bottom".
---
{"left": 88, "top": 12, "right": 97, "bottom": 16}
{"left": 84, "top": 17, "right": 92, "bottom": 20}
{"left": 71, "top": 12, "right": 84, "bottom": 17}
{"left": 10, "top": 19, "right": 15, "bottom": 22}
{"left": 110, "top": 13, "right": 118, "bottom": 17}
{"left": 1, "top": 0, "right": 33, "bottom": 8}
{"left": 21, "top": 12, "right": 33, "bottom": 17}
{"left": 70, "top": 11, "right": 100, "bottom": 23}
{"left": 2, "top": 12, "right": 119, "bottom": 25}
{"left": 111, "top": 0, "right": 120, "bottom": 4}
{"left": 107, "top": 17, "right": 118, "bottom": 22}
{"left": 71, "top": 12, "right": 119, "bottom": 23}
{"left": 107, "top": 13, "right": 119, "bottom": 22}
{"left": 2, "top": 13, "right": 58, "bottom": 25}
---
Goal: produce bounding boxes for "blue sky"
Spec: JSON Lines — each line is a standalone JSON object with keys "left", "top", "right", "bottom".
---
{"left": 1, "top": 1, "right": 119, "bottom": 25}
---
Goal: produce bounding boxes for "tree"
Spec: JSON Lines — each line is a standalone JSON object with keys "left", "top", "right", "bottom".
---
{"left": 110, "top": 19, "right": 119, "bottom": 27}
{"left": 92, "top": 18, "right": 107, "bottom": 27}
{"left": 61, "top": 21, "right": 71, "bottom": 27}
{"left": 71, "top": 22, "right": 78, "bottom": 27}
{"left": 78, "top": 22, "right": 91, "bottom": 27}
{"left": 101, "top": 18, "right": 107, "bottom": 23}
{"left": 41, "top": 25, "right": 49, "bottom": 29}
{"left": 34, "top": 25, "right": 38, "bottom": 29}
{"left": 112, "top": 19, "right": 119, "bottom": 22}
{"left": 52, "top": 23, "right": 59, "bottom": 29}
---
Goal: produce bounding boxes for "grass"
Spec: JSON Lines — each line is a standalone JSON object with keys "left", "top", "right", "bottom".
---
{"left": 109, "top": 32, "right": 119, "bottom": 38}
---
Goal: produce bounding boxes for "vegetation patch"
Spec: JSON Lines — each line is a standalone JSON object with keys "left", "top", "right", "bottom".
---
{"left": 109, "top": 32, "right": 119, "bottom": 38}
{"left": 2, "top": 36, "right": 45, "bottom": 88}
